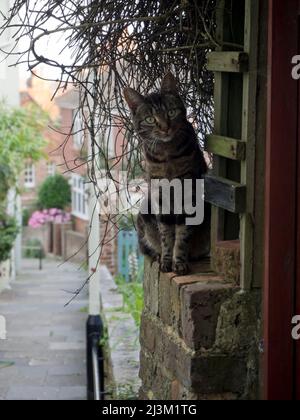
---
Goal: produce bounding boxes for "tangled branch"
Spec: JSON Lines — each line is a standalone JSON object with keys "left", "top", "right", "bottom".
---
{"left": 1, "top": 0, "right": 218, "bottom": 296}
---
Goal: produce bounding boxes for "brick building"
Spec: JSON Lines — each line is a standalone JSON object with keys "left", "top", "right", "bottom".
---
{"left": 20, "top": 76, "right": 89, "bottom": 261}
{"left": 21, "top": 75, "right": 123, "bottom": 270}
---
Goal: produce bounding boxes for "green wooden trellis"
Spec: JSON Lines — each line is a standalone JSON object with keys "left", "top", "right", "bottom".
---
{"left": 118, "top": 230, "right": 144, "bottom": 282}
{"left": 205, "top": 0, "right": 259, "bottom": 289}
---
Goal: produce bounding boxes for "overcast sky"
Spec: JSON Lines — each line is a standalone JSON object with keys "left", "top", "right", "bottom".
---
{"left": 18, "top": 28, "right": 73, "bottom": 83}
{"left": 15, "top": 2, "right": 74, "bottom": 83}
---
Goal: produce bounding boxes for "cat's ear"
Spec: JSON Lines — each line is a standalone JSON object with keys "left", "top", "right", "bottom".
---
{"left": 123, "top": 88, "right": 144, "bottom": 112}
{"left": 161, "top": 72, "right": 178, "bottom": 95}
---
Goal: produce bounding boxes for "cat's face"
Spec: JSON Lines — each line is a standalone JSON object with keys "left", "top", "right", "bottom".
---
{"left": 124, "top": 73, "right": 187, "bottom": 144}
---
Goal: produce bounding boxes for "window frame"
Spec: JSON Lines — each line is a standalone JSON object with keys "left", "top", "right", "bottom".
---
{"left": 73, "top": 110, "right": 84, "bottom": 149}
{"left": 24, "top": 163, "right": 36, "bottom": 189}
{"left": 71, "top": 174, "right": 89, "bottom": 220}
{"left": 47, "top": 162, "right": 56, "bottom": 177}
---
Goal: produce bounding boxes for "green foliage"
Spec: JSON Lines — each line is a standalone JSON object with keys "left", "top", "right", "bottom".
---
{"left": 99, "top": 327, "right": 110, "bottom": 347}
{"left": 79, "top": 306, "right": 88, "bottom": 314}
{"left": 117, "top": 215, "right": 137, "bottom": 232}
{"left": 37, "top": 174, "right": 71, "bottom": 210}
{"left": 0, "top": 210, "right": 19, "bottom": 263}
{"left": 115, "top": 274, "right": 144, "bottom": 327}
{"left": 0, "top": 164, "right": 14, "bottom": 202}
{"left": 0, "top": 103, "right": 46, "bottom": 262}
{"left": 106, "top": 383, "right": 138, "bottom": 400}
{"left": 22, "top": 238, "right": 44, "bottom": 259}
{"left": 22, "top": 208, "right": 31, "bottom": 227}
{"left": 0, "top": 361, "right": 15, "bottom": 369}
{"left": 116, "top": 383, "right": 138, "bottom": 400}
{"left": 0, "top": 102, "right": 47, "bottom": 192}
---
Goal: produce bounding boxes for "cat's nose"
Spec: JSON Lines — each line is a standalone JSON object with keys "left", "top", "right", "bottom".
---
{"left": 156, "top": 117, "right": 169, "bottom": 132}
{"left": 160, "top": 124, "right": 170, "bottom": 134}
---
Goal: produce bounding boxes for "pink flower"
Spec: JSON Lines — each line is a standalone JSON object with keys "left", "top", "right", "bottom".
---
{"left": 49, "top": 208, "right": 58, "bottom": 216}
{"left": 28, "top": 208, "right": 72, "bottom": 228}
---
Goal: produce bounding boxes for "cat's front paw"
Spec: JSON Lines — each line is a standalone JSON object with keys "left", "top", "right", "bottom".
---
{"left": 173, "top": 261, "right": 190, "bottom": 276}
{"left": 151, "top": 254, "right": 161, "bottom": 266}
{"left": 160, "top": 260, "right": 173, "bottom": 273}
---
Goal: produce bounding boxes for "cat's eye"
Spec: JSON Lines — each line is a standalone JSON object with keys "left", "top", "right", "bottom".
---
{"left": 168, "top": 109, "right": 178, "bottom": 118}
{"left": 145, "top": 116, "right": 155, "bottom": 124}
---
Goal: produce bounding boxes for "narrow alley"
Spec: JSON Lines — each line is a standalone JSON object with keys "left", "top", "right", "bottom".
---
{"left": 0, "top": 259, "right": 88, "bottom": 400}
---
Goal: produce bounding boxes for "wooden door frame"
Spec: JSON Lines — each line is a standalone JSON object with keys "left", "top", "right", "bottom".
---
{"left": 296, "top": 1, "right": 300, "bottom": 401}
{"left": 264, "top": 0, "right": 299, "bottom": 400}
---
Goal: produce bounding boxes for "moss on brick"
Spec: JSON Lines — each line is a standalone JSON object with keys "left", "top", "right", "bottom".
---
{"left": 140, "top": 261, "right": 262, "bottom": 400}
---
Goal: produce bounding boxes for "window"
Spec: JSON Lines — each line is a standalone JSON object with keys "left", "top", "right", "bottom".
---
{"left": 24, "top": 164, "right": 35, "bottom": 188}
{"left": 73, "top": 110, "right": 84, "bottom": 149}
{"left": 71, "top": 174, "right": 88, "bottom": 220}
{"left": 47, "top": 162, "right": 56, "bottom": 176}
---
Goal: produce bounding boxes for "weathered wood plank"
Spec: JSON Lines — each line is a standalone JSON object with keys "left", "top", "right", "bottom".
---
{"left": 252, "top": 0, "right": 268, "bottom": 289}
{"left": 205, "top": 134, "right": 246, "bottom": 160}
{"left": 205, "top": 175, "right": 246, "bottom": 214}
{"left": 207, "top": 51, "right": 249, "bottom": 73}
{"left": 210, "top": 0, "right": 227, "bottom": 258}
{"left": 240, "top": 0, "right": 259, "bottom": 290}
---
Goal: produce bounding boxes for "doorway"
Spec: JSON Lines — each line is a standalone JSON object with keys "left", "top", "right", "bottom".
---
{"left": 264, "top": 0, "right": 300, "bottom": 400}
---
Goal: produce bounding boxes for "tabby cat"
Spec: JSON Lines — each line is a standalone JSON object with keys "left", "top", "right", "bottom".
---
{"left": 124, "top": 73, "right": 210, "bottom": 276}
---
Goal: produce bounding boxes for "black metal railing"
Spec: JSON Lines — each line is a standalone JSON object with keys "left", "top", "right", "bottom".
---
{"left": 86, "top": 315, "right": 105, "bottom": 400}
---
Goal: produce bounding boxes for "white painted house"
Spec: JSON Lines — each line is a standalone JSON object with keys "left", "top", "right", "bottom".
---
{"left": 0, "top": 0, "right": 21, "bottom": 286}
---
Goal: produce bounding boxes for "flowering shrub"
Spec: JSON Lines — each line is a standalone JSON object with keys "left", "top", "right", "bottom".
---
{"left": 28, "top": 208, "right": 71, "bottom": 228}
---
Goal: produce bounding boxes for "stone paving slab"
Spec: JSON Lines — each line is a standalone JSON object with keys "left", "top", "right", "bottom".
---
{"left": 0, "top": 259, "right": 88, "bottom": 401}
{"left": 100, "top": 266, "right": 141, "bottom": 398}
{"left": 6, "top": 385, "right": 60, "bottom": 401}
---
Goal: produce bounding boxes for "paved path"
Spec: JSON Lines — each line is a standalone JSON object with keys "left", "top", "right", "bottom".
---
{"left": 0, "top": 259, "right": 88, "bottom": 400}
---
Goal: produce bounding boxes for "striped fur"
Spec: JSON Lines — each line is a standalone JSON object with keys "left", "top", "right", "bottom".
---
{"left": 124, "top": 73, "right": 210, "bottom": 275}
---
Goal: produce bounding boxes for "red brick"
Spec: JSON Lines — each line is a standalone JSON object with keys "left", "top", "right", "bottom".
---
{"left": 181, "top": 281, "right": 236, "bottom": 350}
{"left": 140, "top": 310, "right": 248, "bottom": 396}
{"left": 157, "top": 260, "right": 223, "bottom": 329}
{"left": 143, "top": 259, "right": 160, "bottom": 316}
{"left": 100, "top": 218, "right": 117, "bottom": 275}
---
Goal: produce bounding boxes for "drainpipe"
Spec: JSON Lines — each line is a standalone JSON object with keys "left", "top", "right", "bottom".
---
{"left": 86, "top": 166, "right": 105, "bottom": 400}
{"left": 86, "top": 311, "right": 104, "bottom": 400}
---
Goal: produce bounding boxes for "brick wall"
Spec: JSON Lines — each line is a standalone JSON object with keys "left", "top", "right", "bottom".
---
{"left": 73, "top": 217, "right": 88, "bottom": 235}
{"left": 140, "top": 258, "right": 261, "bottom": 400}
{"left": 21, "top": 105, "right": 86, "bottom": 208}
{"left": 63, "top": 230, "right": 88, "bottom": 264}
{"left": 23, "top": 225, "right": 51, "bottom": 254}
{"left": 100, "top": 218, "right": 117, "bottom": 275}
